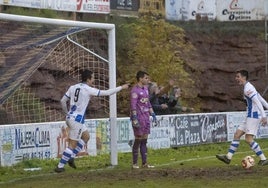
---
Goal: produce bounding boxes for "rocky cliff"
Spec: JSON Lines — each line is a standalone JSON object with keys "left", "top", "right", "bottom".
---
{"left": 182, "top": 21, "right": 268, "bottom": 112}
{"left": 28, "top": 21, "right": 268, "bottom": 116}
{"left": 3, "top": 20, "right": 267, "bottom": 124}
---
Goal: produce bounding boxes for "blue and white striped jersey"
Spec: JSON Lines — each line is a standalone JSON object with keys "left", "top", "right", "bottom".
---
{"left": 61, "top": 82, "right": 122, "bottom": 123}
{"left": 64, "top": 83, "right": 100, "bottom": 122}
{"left": 244, "top": 82, "right": 266, "bottom": 119}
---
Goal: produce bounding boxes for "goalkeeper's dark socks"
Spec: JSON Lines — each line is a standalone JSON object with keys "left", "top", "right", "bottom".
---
{"left": 140, "top": 139, "right": 147, "bottom": 163}
{"left": 132, "top": 139, "right": 141, "bottom": 164}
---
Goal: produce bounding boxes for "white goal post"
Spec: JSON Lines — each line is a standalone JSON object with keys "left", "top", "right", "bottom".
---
{"left": 0, "top": 13, "right": 119, "bottom": 166}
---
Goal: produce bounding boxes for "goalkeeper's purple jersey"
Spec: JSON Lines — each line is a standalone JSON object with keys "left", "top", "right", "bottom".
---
{"left": 130, "top": 85, "right": 152, "bottom": 135}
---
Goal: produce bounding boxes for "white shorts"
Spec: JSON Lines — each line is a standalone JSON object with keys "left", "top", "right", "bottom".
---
{"left": 238, "top": 117, "right": 260, "bottom": 136}
{"left": 66, "top": 118, "right": 88, "bottom": 141}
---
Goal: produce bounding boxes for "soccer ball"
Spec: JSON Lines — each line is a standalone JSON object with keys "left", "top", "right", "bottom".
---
{"left": 241, "top": 155, "right": 255, "bottom": 169}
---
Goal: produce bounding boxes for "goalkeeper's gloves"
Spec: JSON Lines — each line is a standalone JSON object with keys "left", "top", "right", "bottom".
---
{"left": 151, "top": 113, "right": 158, "bottom": 127}
{"left": 131, "top": 115, "right": 140, "bottom": 128}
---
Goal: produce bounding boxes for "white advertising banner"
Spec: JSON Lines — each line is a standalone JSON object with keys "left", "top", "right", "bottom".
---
{"left": 0, "top": 122, "right": 59, "bottom": 166}
{"left": 226, "top": 112, "right": 245, "bottom": 141}
{"left": 0, "top": 0, "right": 110, "bottom": 14}
{"left": 0, "top": 121, "right": 97, "bottom": 166}
{"left": 77, "top": 0, "right": 110, "bottom": 14}
{"left": 100, "top": 117, "right": 171, "bottom": 153}
{"left": 181, "top": 0, "right": 216, "bottom": 21}
{"left": 0, "top": 0, "right": 45, "bottom": 8}
{"left": 147, "top": 116, "right": 171, "bottom": 149}
{"left": 216, "top": 0, "right": 266, "bottom": 21}
{"left": 165, "top": 0, "right": 183, "bottom": 21}
{"left": 116, "top": 118, "right": 134, "bottom": 153}
{"left": 226, "top": 111, "right": 268, "bottom": 141}
{"left": 1, "top": 0, "right": 267, "bottom": 19}
{"left": 54, "top": 0, "right": 76, "bottom": 12}
{"left": 1, "top": 111, "right": 268, "bottom": 166}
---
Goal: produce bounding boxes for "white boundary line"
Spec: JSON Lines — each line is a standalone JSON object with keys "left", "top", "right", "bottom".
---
{"left": 1, "top": 148, "right": 268, "bottom": 185}
{"left": 157, "top": 148, "right": 268, "bottom": 167}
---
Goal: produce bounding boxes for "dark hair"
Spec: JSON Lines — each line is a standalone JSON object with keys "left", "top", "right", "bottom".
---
{"left": 136, "top": 71, "right": 149, "bottom": 81}
{"left": 81, "top": 69, "right": 93, "bottom": 82}
{"left": 236, "top": 69, "right": 248, "bottom": 80}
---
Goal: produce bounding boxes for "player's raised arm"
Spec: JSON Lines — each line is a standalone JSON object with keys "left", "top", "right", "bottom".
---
{"left": 97, "top": 83, "right": 129, "bottom": 96}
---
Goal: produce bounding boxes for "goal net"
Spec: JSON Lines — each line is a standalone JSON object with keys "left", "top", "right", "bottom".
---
{"left": 0, "top": 13, "right": 119, "bottom": 165}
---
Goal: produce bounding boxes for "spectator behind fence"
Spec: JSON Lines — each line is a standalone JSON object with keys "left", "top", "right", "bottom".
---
{"left": 168, "top": 87, "right": 194, "bottom": 114}
{"left": 149, "top": 79, "right": 194, "bottom": 115}
{"left": 148, "top": 82, "right": 169, "bottom": 115}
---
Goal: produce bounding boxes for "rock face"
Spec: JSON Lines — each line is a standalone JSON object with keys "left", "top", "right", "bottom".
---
{"left": 2, "top": 20, "right": 267, "bottom": 123}
{"left": 28, "top": 21, "right": 268, "bottom": 116}
{"left": 184, "top": 21, "right": 268, "bottom": 112}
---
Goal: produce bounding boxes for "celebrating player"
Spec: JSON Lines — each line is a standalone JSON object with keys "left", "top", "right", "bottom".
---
{"left": 55, "top": 69, "right": 129, "bottom": 173}
{"left": 216, "top": 69, "right": 268, "bottom": 166}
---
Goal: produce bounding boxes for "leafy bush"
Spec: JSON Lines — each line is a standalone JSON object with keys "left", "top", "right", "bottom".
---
{"left": 115, "top": 15, "right": 198, "bottom": 113}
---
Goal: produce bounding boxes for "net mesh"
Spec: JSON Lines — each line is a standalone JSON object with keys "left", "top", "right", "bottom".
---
{"left": 0, "top": 19, "right": 110, "bottom": 125}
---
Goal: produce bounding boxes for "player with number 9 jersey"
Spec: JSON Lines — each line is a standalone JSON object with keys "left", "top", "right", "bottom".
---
{"left": 65, "top": 83, "right": 101, "bottom": 124}
{"left": 55, "top": 69, "right": 130, "bottom": 173}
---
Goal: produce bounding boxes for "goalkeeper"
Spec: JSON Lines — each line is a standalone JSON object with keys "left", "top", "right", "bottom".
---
{"left": 130, "top": 71, "right": 157, "bottom": 169}
{"left": 55, "top": 69, "right": 129, "bottom": 173}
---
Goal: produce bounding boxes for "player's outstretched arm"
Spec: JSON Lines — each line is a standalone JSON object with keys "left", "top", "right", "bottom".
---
{"left": 98, "top": 83, "right": 130, "bottom": 96}
{"left": 121, "top": 83, "right": 130, "bottom": 90}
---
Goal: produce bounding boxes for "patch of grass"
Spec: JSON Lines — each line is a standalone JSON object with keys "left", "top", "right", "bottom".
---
{"left": 1, "top": 139, "right": 268, "bottom": 187}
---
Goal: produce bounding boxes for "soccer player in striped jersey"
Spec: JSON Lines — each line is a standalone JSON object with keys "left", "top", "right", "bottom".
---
{"left": 216, "top": 69, "right": 268, "bottom": 166}
{"left": 55, "top": 69, "right": 129, "bottom": 173}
